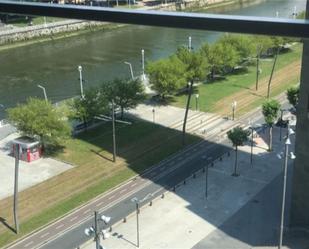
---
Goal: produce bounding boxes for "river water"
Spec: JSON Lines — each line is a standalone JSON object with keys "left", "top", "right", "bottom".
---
{"left": 0, "top": 0, "right": 306, "bottom": 118}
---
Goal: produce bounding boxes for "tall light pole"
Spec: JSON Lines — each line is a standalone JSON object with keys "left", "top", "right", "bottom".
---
{"left": 13, "top": 144, "right": 20, "bottom": 234}
{"left": 141, "top": 49, "right": 145, "bottom": 80}
{"left": 256, "top": 46, "right": 260, "bottom": 91}
{"left": 78, "top": 65, "right": 84, "bottom": 99}
{"left": 231, "top": 101, "right": 237, "bottom": 120}
{"left": 37, "top": 84, "right": 48, "bottom": 102}
{"left": 195, "top": 94, "right": 199, "bottom": 111}
{"left": 124, "top": 61, "right": 134, "bottom": 80}
{"left": 84, "top": 211, "right": 111, "bottom": 249}
{"left": 278, "top": 125, "right": 295, "bottom": 249}
{"left": 112, "top": 100, "right": 116, "bottom": 163}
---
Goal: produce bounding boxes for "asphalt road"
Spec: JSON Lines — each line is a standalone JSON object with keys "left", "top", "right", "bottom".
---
{"left": 8, "top": 98, "right": 290, "bottom": 249}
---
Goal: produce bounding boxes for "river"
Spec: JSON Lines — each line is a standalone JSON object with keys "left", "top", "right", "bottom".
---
{"left": 0, "top": 0, "right": 306, "bottom": 118}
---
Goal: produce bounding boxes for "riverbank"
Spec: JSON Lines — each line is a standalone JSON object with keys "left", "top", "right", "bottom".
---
{"left": 0, "top": 0, "right": 257, "bottom": 51}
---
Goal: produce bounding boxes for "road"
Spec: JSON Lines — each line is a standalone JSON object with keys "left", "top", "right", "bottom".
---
{"left": 7, "top": 98, "right": 289, "bottom": 249}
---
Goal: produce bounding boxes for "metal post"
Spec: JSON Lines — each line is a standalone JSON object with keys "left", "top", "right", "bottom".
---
{"left": 250, "top": 127, "right": 253, "bottom": 165}
{"left": 125, "top": 62, "right": 134, "bottom": 80}
{"left": 278, "top": 142, "right": 289, "bottom": 249}
{"left": 205, "top": 164, "right": 209, "bottom": 199}
{"left": 141, "top": 49, "right": 145, "bottom": 80}
{"left": 94, "top": 211, "right": 100, "bottom": 249}
{"left": 112, "top": 100, "right": 116, "bottom": 163}
{"left": 256, "top": 48, "right": 260, "bottom": 91}
{"left": 279, "top": 110, "right": 283, "bottom": 141}
{"left": 152, "top": 108, "right": 155, "bottom": 123}
{"left": 37, "top": 85, "right": 48, "bottom": 103}
{"left": 78, "top": 65, "right": 84, "bottom": 99}
{"left": 182, "top": 81, "right": 194, "bottom": 146}
{"left": 13, "top": 144, "right": 20, "bottom": 234}
{"left": 188, "top": 36, "right": 192, "bottom": 51}
{"left": 267, "top": 47, "right": 279, "bottom": 99}
{"left": 136, "top": 202, "right": 140, "bottom": 248}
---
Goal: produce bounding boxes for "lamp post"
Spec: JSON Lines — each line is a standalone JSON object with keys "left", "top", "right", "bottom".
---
{"left": 78, "top": 65, "right": 84, "bottom": 99}
{"left": 231, "top": 101, "right": 237, "bottom": 120}
{"left": 141, "top": 49, "right": 145, "bottom": 80}
{"left": 112, "top": 100, "right": 116, "bottom": 163}
{"left": 279, "top": 109, "right": 289, "bottom": 141}
{"left": 278, "top": 125, "right": 295, "bottom": 249}
{"left": 195, "top": 94, "right": 199, "bottom": 111}
{"left": 13, "top": 144, "right": 20, "bottom": 234}
{"left": 152, "top": 108, "right": 155, "bottom": 123}
{"left": 84, "top": 211, "right": 111, "bottom": 249}
{"left": 124, "top": 61, "right": 134, "bottom": 80}
{"left": 248, "top": 123, "right": 262, "bottom": 165}
{"left": 37, "top": 84, "right": 48, "bottom": 102}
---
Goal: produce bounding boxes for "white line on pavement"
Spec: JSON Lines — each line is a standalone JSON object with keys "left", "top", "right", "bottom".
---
{"left": 70, "top": 216, "right": 78, "bottom": 222}
{"left": 83, "top": 209, "right": 91, "bottom": 214}
{"left": 108, "top": 195, "right": 115, "bottom": 200}
{"left": 95, "top": 202, "right": 102, "bottom": 207}
{"left": 119, "top": 189, "right": 127, "bottom": 194}
{"left": 131, "top": 183, "right": 137, "bottom": 187}
{"left": 55, "top": 224, "right": 64, "bottom": 229}
{"left": 40, "top": 233, "right": 50, "bottom": 238}
{"left": 23, "top": 241, "right": 33, "bottom": 248}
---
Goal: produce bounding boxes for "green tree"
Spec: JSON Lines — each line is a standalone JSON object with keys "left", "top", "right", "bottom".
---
{"left": 147, "top": 55, "right": 186, "bottom": 99}
{"left": 227, "top": 127, "right": 250, "bottom": 176}
{"left": 200, "top": 41, "right": 239, "bottom": 81}
{"left": 218, "top": 34, "right": 255, "bottom": 62}
{"left": 286, "top": 85, "right": 300, "bottom": 109}
{"left": 7, "top": 98, "right": 71, "bottom": 148}
{"left": 262, "top": 99, "right": 281, "bottom": 151}
{"left": 70, "top": 87, "right": 108, "bottom": 128}
{"left": 101, "top": 78, "right": 145, "bottom": 119}
{"left": 176, "top": 46, "right": 209, "bottom": 145}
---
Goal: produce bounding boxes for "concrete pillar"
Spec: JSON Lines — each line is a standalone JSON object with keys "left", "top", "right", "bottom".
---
{"left": 290, "top": 0, "right": 309, "bottom": 229}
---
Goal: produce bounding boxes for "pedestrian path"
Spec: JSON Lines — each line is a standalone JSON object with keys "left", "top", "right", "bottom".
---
{"left": 81, "top": 127, "right": 308, "bottom": 249}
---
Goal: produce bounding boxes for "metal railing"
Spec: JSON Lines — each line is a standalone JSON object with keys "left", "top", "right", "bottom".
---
{"left": 0, "top": 0, "right": 308, "bottom": 38}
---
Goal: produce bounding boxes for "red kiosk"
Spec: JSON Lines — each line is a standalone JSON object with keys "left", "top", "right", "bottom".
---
{"left": 12, "top": 136, "right": 42, "bottom": 163}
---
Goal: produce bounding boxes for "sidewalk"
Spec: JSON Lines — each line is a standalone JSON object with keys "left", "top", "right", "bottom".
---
{"left": 81, "top": 127, "right": 308, "bottom": 249}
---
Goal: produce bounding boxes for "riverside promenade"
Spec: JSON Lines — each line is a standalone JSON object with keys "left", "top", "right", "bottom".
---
{"left": 81, "top": 126, "right": 309, "bottom": 249}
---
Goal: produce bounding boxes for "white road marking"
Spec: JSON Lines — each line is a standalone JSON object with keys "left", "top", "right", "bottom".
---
{"left": 108, "top": 195, "right": 115, "bottom": 200}
{"left": 40, "top": 232, "right": 50, "bottom": 238}
{"left": 55, "top": 224, "right": 64, "bottom": 229}
{"left": 131, "top": 183, "right": 137, "bottom": 187}
{"left": 95, "top": 202, "right": 101, "bottom": 207}
{"left": 24, "top": 241, "right": 33, "bottom": 247}
{"left": 70, "top": 216, "right": 78, "bottom": 222}
{"left": 83, "top": 209, "right": 91, "bottom": 214}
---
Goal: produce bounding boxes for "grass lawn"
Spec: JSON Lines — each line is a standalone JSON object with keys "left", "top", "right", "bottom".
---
{"left": 171, "top": 43, "right": 302, "bottom": 112}
{"left": 0, "top": 119, "right": 201, "bottom": 247}
{"left": 8, "top": 16, "right": 65, "bottom": 27}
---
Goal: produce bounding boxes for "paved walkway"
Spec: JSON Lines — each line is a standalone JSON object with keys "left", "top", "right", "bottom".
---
{"left": 81, "top": 127, "right": 309, "bottom": 249}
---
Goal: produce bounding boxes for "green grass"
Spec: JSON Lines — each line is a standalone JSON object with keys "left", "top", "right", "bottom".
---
{"left": 0, "top": 120, "right": 200, "bottom": 248}
{"left": 7, "top": 17, "right": 65, "bottom": 27}
{"left": 171, "top": 44, "right": 302, "bottom": 111}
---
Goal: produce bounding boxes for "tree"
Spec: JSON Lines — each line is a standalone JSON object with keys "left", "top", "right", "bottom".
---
{"left": 176, "top": 46, "right": 209, "bottom": 145}
{"left": 218, "top": 34, "right": 255, "bottom": 63}
{"left": 262, "top": 99, "right": 281, "bottom": 151}
{"left": 227, "top": 127, "right": 250, "bottom": 176}
{"left": 101, "top": 78, "right": 145, "bottom": 119}
{"left": 7, "top": 98, "right": 71, "bottom": 148}
{"left": 286, "top": 85, "right": 300, "bottom": 109}
{"left": 147, "top": 55, "right": 187, "bottom": 99}
{"left": 200, "top": 41, "right": 239, "bottom": 81}
{"left": 70, "top": 87, "right": 109, "bottom": 128}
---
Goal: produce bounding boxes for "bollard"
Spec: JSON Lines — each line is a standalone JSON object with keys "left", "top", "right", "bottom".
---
{"left": 173, "top": 186, "right": 176, "bottom": 192}
{"left": 211, "top": 162, "right": 214, "bottom": 167}
{"left": 193, "top": 173, "right": 196, "bottom": 178}
{"left": 202, "top": 167, "right": 205, "bottom": 173}
{"left": 183, "top": 180, "right": 186, "bottom": 185}
{"left": 161, "top": 193, "right": 165, "bottom": 199}
{"left": 227, "top": 152, "right": 230, "bottom": 157}
{"left": 123, "top": 217, "right": 127, "bottom": 223}
{"left": 149, "top": 201, "right": 153, "bottom": 206}
{"left": 219, "top": 157, "right": 222, "bottom": 161}
{"left": 109, "top": 226, "right": 113, "bottom": 232}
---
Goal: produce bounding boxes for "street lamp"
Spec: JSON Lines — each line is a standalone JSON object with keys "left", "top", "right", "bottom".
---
{"left": 188, "top": 36, "right": 192, "bottom": 51}
{"left": 195, "top": 94, "right": 199, "bottom": 111}
{"left": 124, "top": 61, "right": 134, "bottom": 80}
{"left": 248, "top": 122, "right": 262, "bottom": 165}
{"left": 84, "top": 211, "right": 111, "bottom": 249}
{"left": 78, "top": 65, "right": 84, "bottom": 99}
{"left": 279, "top": 109, "right": 289, "bottom": 141}
{"left": 152, "top": 108, "right": 155, "bottom": 123}
{"left": 277, "top": 124, "right": 295, "bottom": 249}
{"left": 231, "top": 101, "right": 237, "bottom": 120}
{"left": 131, "top": 194, "right": 153, "bottom": 248}
{"left": 141, "top": 49, "right": 145, "bottom": 81}
{"left": 37, "top": 84, "right": 48, "bottom": 102}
